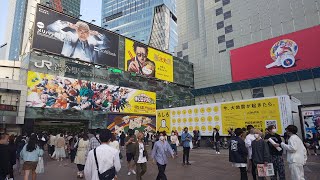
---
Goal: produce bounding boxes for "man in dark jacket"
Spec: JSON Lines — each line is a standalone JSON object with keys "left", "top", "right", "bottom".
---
{"left": 229, "top": 128, "right": 248, "bottom": 180}
{"left": 0, "top": 133, "right": 10, "bottom": 180}
{"left": 213, "top": 128, "right": 221, "bottom": 154}
{"left": 252, "top": 129, "right": 270, "bottom": 180}
{"left": 264, "top": 125, "right": 286, "bottom": 180}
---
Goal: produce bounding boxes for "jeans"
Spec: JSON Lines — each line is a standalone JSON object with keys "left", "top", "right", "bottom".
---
{"left": 136, "top": 162, "right": 147, "bottom": 180}
{"left": 170, "top": 144, "right": 177, "bottom": 154}
{"left": 183, "top": 147, "right": 190, "bottom": 163}
{"left": 156, "top": 163, "right": 167, "bottom": 180}
{"left": 214, "top": 141, "right": 220, "bottom": 152}
{"left": 70, "top": 149, "right": 77, "bottom": 163}
{"left": 270, "top": 155, "right": 286, "bottom": 180}
{"left": 239, "top": 167, "right": 248, "bottom": 180}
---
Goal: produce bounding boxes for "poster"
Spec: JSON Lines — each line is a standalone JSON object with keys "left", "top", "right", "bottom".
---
{"left": 221, "top": 98, "right": 282, "bottom": 135}
{"left": 107, "top": 114, "right": 156, "bottom": 134}
{"left": 124, "top": 38, "right": 173, "bottom": 82}
{"left": 302, "top": 109, "right": 320, "bottom": 139}
{"left": 32, "top": 5, "right": 119, "bottom": 67}
{"left": 156, "top": 110, "right": 171, "bottom": 135}
{"left": 26, "top": 71, "right": 156, "bottom": 115}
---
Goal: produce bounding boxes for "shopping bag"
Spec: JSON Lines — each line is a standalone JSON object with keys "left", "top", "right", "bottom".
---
{"left": 176, "top": 139, "right": 180, "bottom": 146}
{"left": 35, "top": 157, "right": 44, "bottom": 174}
{"left": 257, "top": 163, "right": 274, "bottom": 177}
{"left": 189, "top": 141, "right": 193, "bottom": 149}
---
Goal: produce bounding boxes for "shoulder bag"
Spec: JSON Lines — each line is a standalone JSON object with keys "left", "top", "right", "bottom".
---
{"left": 93, "top": 148, "right": 116, "bottom": 180}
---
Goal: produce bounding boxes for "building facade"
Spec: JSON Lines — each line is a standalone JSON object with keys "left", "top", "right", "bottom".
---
{"left": 176, "top": 0, "right": 320, "bottom": 105}
{"left": 102, "top": 0, "right": 178, "bottom": 53}
{"left": 40, "top": 0, "right": 81, "bottom": 17}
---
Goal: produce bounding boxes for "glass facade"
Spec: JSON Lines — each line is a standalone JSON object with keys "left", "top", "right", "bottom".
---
{"left": 8, "top": 0, "right": 28, "bottom": 60}
{"left": 40, "top": 0, "right": 81, "bottom": 17}
{"left": 101, "top": 0, "right": 177, "bottom": 53}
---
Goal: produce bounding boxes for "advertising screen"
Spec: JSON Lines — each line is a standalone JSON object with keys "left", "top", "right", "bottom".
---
{"left": 124, "top": 38, "right": 173, "bottom": 82}
{"left": 301, "top": 108, "right": 320, "bottom": 139}
{"left": 230, "top": 25, "right": 320, "bottom": 82}
{"left": 32, "top": 5, "right": 119, "bottom": 67}
{"left": 107, "top": 114, "right": 156, "bottom": 134}
{"left": 26, "top": 71, "right": 156, "bottom": 115}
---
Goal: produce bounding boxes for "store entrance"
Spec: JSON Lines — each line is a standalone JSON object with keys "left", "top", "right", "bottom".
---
{"left": 34, "top": 120, "right": 89, "bottom": 133}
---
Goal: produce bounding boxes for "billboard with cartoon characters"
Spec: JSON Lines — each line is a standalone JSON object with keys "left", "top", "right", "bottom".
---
{"left": 230, "top": 25, "right": 320, "bottom": 82}
{"left": 26, "top": 71, "right": 156, "bottom": 115}
{"left": 107, "top": 114, "right": 156, "bottom": 134}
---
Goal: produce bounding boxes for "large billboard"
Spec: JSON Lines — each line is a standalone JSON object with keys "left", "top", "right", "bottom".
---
{"left": 107, "top": 114, "right": 156, "bottom": 134}
{"left": 156, "top": 96, "right": 292, "bottom": 136}
{"left": 26, "top": 71, "right": 156, "bottom": 115}
{"left": 32, "top": 5, "right": 119, "bottom": 67}
{"left": 124, "top": 38, "right": 174, "bottom": 82}
{"left": 230, "top": 25, "right": 320, "bottom": 82}
{"left": 301, "top": 107, "right": 320, "bottom": 139}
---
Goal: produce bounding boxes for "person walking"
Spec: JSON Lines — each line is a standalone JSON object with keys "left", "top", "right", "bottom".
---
{"left": 87, "top": 129, "right": 101, "bottom": 155}
{"left": 69, "top": 133, "right": 78, "bottom": 163}
{"left": 134, "top": 132, "right": 148, "bottom": 180}
{"left": 8, "top": 135, "right": 17, "bottom": 180}
{"left": 229, "top": 128, "right": 248, "bottom": 180}
{"left": 213, "top": 128, "right": 221, "bottom": 154}
{"left": 84, "top": 129, "right": 121, "bottom": 180}
{"left": 74, "top": 133, "right": 89, "bottom": 178}
{"left": 15, "top": 135, "right": 26, "bottom": 175}
{"left": 125, "top": 129, "right": 137, "bottom": 176}
{"left": 264, "top": 125, "right": 286, "bottom": 180}
{"left": 0, "top": 133, "right": 10, "bottom": 180}
{"left": 181, "top": 127, "right": 192, "bottom": 165}
{"left": 151, "top": 131, "right": 174, "bottom": 180}
{"left": 252, "top": 129, "right": 270, "bottom": 180}
{"left": 274, "top": 125, "right": 307, "bottom": 180}
{"left": 110, "top": 133, "right": 120, "bottom": 151}
{"left": 48, "top": 132, "right": 56, "bottom": 157}
{"left": 20, "top": 134, "right": 44, "bottom": 180}
{"left": 120, "top": 131, "right": 126, "bottom": 150}
{"left": 55, "top": 133, "right": 66, "bottom": 161}
{"left": 170, "top": 131, "right": 179, "bottom": 156}
{"left": 245, "top": 125, "right": 257, "bottom": 180}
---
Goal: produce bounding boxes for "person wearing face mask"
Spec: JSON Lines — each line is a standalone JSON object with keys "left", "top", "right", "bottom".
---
{"left": 151, "top": 132, "right": 174, "bottom": 180}
{"left": 274, "top": 125, "right": 307, "bottom": 180}
{"left": 181, "top": 127, "right": 192, "bottom": 165}
{"left": 134, "top": 132, "right": 148, "bottom": 180}
{"left": 245, "top": 125, "right": 257, "bottom": 180}
{"left": 264, "top": 125, "right": 286, "bottom": 180}
{"left": 0, "top": 133, "right": 10, "bottom": 180}
{"left": 251, "top": 129, "right": 270, "bottom": 180}
{"left": 170, "top": 131, "right": 178, "bottom": 157}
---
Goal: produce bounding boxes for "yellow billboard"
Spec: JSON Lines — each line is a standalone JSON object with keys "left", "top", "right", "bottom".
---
{"left": 124, "top": 38, "right": 173, "bottom": 82}
{"left": 156, "top": 109, "right": 171, "bottom": 135}
{"left": 221, "top": 98, "right": 282, "bottom": 135}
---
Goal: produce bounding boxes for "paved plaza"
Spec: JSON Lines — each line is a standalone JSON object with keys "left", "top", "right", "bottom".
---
{"left": 14, "top": 146, "right": 320, "bottom": 180}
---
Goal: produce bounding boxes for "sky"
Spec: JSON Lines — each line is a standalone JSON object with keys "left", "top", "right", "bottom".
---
{"left": 0, "top": 0, "right": 102, "bottom": 45}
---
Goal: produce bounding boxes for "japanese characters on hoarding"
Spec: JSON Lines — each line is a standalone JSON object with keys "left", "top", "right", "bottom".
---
{"left": 156, "top": 96, "right": 292, "bottom": 136}
{"left": 32, "top": 5, "right": 119, "bottom": 67}
{"left": 26, "top": 71, "right": 156, "bottom": 115}
{"left": 301, "top": 108, "right": 320, "bottom": 139}
{"left": 125, "top": 38, "right": 174, "bottom": 82}
{"left": 230, "top": 25, "right": 320, "bottom": 82}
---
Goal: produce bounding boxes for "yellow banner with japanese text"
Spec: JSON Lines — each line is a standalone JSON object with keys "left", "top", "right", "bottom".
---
{"left": 156, "top": 109, "right": 172, "bottom": 135}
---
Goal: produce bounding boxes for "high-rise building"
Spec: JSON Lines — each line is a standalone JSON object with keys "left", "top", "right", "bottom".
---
{"left": 176, "top": 0, "right": 320, "bottom": 104}
{"left": 40, "top": 0, "right": 81, "bottom": 17}
{"left": 101, "top": 0, "right": 178, "bottom": 53}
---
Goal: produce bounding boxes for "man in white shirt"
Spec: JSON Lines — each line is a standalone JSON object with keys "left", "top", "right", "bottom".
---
{"left": 274, "top": 125, "right": 307, "bottom": 180}
{"left": 245, "top": 125, "right": 257, "bottom": 180}
{"left": 84, "top": 129, "right": 121, "bottom": 180}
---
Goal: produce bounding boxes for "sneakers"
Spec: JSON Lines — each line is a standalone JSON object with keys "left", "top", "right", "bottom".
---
{"left": 186, "top": 162, "right": 191, "bottom": 165}
{"left": 128, "top": 171, "right": 131, "bottom": 176}
{"left": 217, "top": 152, "right": 220, "bottom": 154}
{"left": 131, "top": 170, "right": 136, "bottom": 175}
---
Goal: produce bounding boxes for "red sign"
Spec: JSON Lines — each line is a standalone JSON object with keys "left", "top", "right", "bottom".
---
{"left": 230, "top": 25, "right": 320, "bottom": 82}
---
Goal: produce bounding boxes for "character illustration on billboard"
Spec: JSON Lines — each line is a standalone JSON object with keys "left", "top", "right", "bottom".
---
{"left": 47, "top": 20, "right": 110, "bottom": 63}
{"left": 127, "top": 42, "right": 156, "bottom": 77}
{"left": 266, "top": 39, "right": 298, "bottom": 69}
{"left": 26, "top": 72, "right": 131, "bottom": 112}
{"left": 108, "top": 115, "right": 155, "bottom": 134}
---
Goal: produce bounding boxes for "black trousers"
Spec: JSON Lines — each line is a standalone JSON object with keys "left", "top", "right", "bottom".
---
{"left": 183, "top": 147, "right": 190, "bottom": 163}
{"left": 251, "top": 159, "right": 257, "bottom": 180}
{"left": 77, "top": 164, "right": 85, "bottom": 171}
{"left": 49, "top": 145, "right": 55, "bottom": 155}
{"left": 156, "top": 163, "right": 167, "bottom": 180}
{"left": 239, "top": 167, "right": 248, "bottom": 180}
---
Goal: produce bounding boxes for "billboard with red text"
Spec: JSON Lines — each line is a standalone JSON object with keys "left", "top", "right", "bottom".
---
{"left": 230, "top": 25, "right": 320, "bottom": 82}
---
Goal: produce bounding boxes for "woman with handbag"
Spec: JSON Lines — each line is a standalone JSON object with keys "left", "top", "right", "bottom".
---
{"left": 20, "top": 134, "right": 44, "bottom": 180}
{"left": 74, "top": 133, "right": 89, "bottom": 178}
{"left": 170, "top": 131, "right": 179, "bottom": 157}
{"left": 134, "top": 132, "right": 148, "bottom": 180}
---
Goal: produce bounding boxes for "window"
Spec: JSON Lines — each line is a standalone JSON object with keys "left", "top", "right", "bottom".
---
{"left": 183, "top": 55, "right": 189, "bottom": 61}
{"left": 226, "top": 39, "right": 234, "bottom": 48}
{"left": 219, "top": 49, "right": 226, "bottom": 53}
{"left": 215, "top": 0, "right": 220, "bottom": 2}
{"left": 252, "top": 88, "right": 264, "bottom": 98}
{"left": 225, "top": 25, "right": 233, "bottom": 34}
{"left": 216, "top": 7, "right": 223, "bottom": 16}
{"left": 182, "top": 42, "right": 188, "bottom": 50}
{"left": 224, "top": 11, "right": 232, "bottom": 19}
{"left": 218, "top": 35, "right": 225, "bottom": 44}
{"left": 177, "top": 51, "right": 183, "bottom": 57}
{"left": 217, "top": 21, "right": 224, "bottom": 30}
{"left": 222, "top": 0, "right": 230, "bottom": 6}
